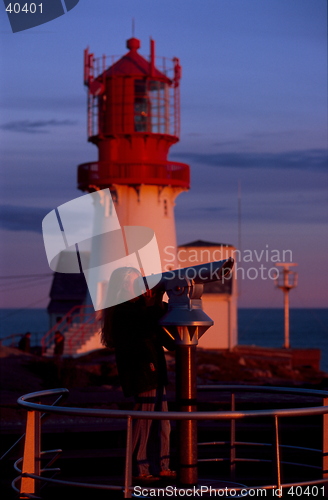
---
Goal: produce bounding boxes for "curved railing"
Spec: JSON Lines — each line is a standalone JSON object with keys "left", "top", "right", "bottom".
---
{"left": 13, "top": 386, "right": 328, "bottom": 498}
{"left": 77, "top": 160, "right": 190, "bottom": 191}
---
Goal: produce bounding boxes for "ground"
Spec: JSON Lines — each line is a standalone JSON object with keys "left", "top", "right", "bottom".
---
{"left": 1, "top": 344, "right": 327, "bottom": 429}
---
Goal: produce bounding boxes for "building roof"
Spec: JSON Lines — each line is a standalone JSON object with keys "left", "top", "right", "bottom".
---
{"left": 48, "top": 272, "right": 88, "bottom": 301}
{"left": 104, "top": 38, "right": 171, "bottom": 83}
{"left": 47, "top": 299, "right": 85, "bottom": 315}
{"left": 179, "top": 239, "right": 234, "bottom": 248}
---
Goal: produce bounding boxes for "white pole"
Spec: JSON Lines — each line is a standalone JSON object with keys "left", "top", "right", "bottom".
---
{"left": 284, "top": 288, "right": 290, "bottom": 349}
{"left": 275, "top": 263, "right": 297, "bottom": 350}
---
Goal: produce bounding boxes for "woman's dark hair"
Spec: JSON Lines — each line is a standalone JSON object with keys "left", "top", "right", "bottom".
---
{"left": 101, "top": 266, "right": 141, "bottom": 348}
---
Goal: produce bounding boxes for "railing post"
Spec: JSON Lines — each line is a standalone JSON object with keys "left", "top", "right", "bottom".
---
{"left": 124, "top": 416, "right": 133, "bottom": 498}
{"left": 323, "top": 397, "right": 328, "bottom": 485}
{"left": 20, "top": 409, "right": 41, "bottom": 499}
{"left": 230, "top": 393, "right": 236, "bottom": 481}
{"left": 273, "top": 415, "right": 282, "bottom": 498}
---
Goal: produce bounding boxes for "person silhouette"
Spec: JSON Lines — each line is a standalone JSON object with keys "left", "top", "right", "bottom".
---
{"left": 18, "top": 332, "right": 31, "bottom": 353}
{"left": 54, "top": 330, "right": 65, "bottom": 356}
{"left": 101, "top": 267, "right": 175, "bottom": 480}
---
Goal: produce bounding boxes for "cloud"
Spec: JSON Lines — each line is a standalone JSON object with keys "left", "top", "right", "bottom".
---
{"left": 176, "top": 205, "right": 231, "bottom": 222}
{"left": 175, "top": 189, "right": 327, "bottom": 227}
{"left": 0, "top": 205, "right": 52, "bottom": 233}
{"left": 0, "top": 119, "right": 77, "bottom": 134}
{"left": 244, "top": 201, "right": 326, "bottom": 225}
{"left": 212, "top": 140, "right": 244, "bottom": 147}
{"left": 0, "top": 96, "right": 85, "bottom": 112}
{"left": 172, "top": 149, "right": 328, "bottom": 170}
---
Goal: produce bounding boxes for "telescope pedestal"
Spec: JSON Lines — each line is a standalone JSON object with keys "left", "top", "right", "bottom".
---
{"left": 176, "top": 344, "right": 198, "bottom": 486}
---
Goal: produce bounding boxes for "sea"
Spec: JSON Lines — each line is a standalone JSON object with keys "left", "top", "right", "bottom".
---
{"left": 0, "top": 308, "right": 328, "bottom": 371}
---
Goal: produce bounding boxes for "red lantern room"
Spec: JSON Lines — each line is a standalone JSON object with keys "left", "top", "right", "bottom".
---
{"left": 78, "top": 37, "right": 190, "bottom": 192}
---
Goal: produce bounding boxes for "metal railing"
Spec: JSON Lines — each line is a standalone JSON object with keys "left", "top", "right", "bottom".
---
{"left": 13, "top": 386, "right": 328, "bottom": 498}
{"left": 41, "top": 305, "right": 96, "bottom": 355}
{"left": 90, "top": 54, "right": 177, "bottom": 82}
{"left": 66, "top": 310, "right": 102, "bottom": 356}
{"left": 0, "top": 333, "right": 44, "bottom": 350}
{"left": 0, "top": 333, "right": 25, "bottom": 347}
{"left": 77, "top": 160, "right": 190, "bottom": 191}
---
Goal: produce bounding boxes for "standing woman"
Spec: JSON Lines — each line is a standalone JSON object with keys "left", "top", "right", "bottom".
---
{"left": 101, "top": 267, "right": 175, "bottom": 480}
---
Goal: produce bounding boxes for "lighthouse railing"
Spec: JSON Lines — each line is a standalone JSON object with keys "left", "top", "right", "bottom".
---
{"left": 77, "top": 160, "right": 190, "bottom": 190}
{"left": 86, "top": 52, "right": 179, "bottom": 139}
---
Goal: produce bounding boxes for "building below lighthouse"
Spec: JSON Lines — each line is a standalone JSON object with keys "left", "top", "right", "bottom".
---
{"left": 45, "top": 37, "right": 237, "bottom": 355}
{"left": 177, "top": 240, "right": 237, "bottom": 350}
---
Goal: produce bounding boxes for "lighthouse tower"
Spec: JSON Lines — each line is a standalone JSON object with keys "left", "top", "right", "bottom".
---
{"left": 78, "top": 37, "right": 190, "bottom": 289}
{"left": 44, "top": 37, "right": 237, "bottom": 354}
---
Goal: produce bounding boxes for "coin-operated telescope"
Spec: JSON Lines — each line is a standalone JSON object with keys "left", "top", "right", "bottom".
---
{"left": 143, "top": 258, "right": 234, "bottom": 486}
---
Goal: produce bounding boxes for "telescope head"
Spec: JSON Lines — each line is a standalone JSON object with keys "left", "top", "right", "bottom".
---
{"left": 141, "top": 257, "right": 234, "bottom": 295}
{"left": 139, "top": 258, "right": 234, "bottom": 345}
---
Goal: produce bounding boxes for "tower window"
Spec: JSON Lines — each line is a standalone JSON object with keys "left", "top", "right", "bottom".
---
{"left": 134, "top": 80, "right": 149, "bottom": 132}
{"left": 148, "top": 80, "right": 167, "bottom": 134}
{"left": 164, "top": 199, "right": 168, "bottom": 216}
{"left": 134, "top": 79, "right": 169, "bottom": 133}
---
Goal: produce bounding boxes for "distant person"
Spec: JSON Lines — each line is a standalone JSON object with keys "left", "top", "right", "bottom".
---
{"left": 18, "top": 332, "right": 31, "bottom": 353}
{"left": 54, "top": 330, "right": 65, "bottom": 356}
{"left": 101, "top": 267, "right": 176, "bottom": 481}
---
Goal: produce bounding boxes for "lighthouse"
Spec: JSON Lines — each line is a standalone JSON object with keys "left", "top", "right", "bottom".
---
{"left": 78, "top": 37, "right": 190, "bottom": 290}
{"left": 77, "top": 37, "right": 237, "bottom": 349}
{"left": 45, "top": 36, "right": 237, "bottom": 354}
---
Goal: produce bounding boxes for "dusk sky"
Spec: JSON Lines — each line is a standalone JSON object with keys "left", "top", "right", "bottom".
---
{"left": 0, "top": 0, "right": 327, "bottom": 309}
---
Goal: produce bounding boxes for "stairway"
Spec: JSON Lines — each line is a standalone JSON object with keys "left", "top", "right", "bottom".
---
{"left": 44, "top": 322, "right": 103, "bottom": 357}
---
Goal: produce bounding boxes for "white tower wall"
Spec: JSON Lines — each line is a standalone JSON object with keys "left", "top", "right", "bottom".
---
{"left": 114, "top": 184, "right": 184, "bottom": 270}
